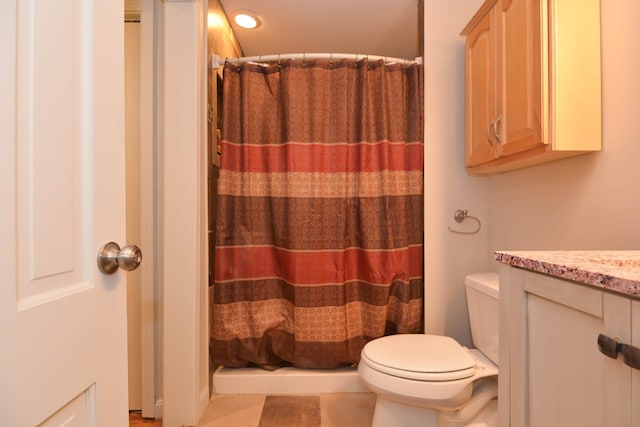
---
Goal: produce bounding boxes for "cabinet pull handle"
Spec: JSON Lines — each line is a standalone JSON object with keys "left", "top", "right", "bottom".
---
{"left": 620, "top": 343, "right": 640, "bottom": 370}
{"left": 597, "top": 333, "right": 620, "bottom": 359}
{"left": 494, "top": 115, "right": 502, "bottom": 144}
{"left": 486, "top": 119, "right": 495, "bottom": 146}
{"left": 598, "top": 334, "right": 640, "bottom": 370}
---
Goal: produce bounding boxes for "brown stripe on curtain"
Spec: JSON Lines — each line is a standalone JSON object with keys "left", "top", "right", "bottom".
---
{"left": 215, "top": 195, "right": 423, "bottom": 249}
{"left": 213, "top": 58, "right": 424, "bottom": 370}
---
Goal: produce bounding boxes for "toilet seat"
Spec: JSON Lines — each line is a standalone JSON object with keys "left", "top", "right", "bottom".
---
{"left": 361, "top": 334, "right": 476, "bottom": 381}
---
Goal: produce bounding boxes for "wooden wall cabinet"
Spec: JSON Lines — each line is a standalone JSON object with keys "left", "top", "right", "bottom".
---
{"left": 461, "top": 0, "right": 602, "bottom": 175}
{"left": 499, "top": 266, "right": 640, "bottom": 426}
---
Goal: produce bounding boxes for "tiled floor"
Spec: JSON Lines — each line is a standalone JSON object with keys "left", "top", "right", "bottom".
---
{"left": 128, "top": 392, "right": 376, "bottom": 426}
{"left": 196, "top": 393, "right": 376, "bottom": 427}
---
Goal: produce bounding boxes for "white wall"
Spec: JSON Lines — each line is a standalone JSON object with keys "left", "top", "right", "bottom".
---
{"left": 423, "top": 0, "right": 488, "bottom": 347}
{"left": 423, "top": 0, "right": 640, "bottom": 346}
{"left": 487, "top": 0, "right": 640, "bottom": 258}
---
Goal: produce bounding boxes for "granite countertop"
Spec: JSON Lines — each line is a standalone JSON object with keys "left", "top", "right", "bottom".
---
{"left": 495, "top": 250, "right": 640, "bottom": 299}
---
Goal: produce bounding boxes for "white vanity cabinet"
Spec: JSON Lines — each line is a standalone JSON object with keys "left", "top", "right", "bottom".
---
{"left": 499, "top": 265, "right": 639, "bottom": 427}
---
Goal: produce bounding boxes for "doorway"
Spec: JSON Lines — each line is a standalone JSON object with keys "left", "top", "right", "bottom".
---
{"left": 125, "top": 17, "right": 143, "bottom": 411}
{"left": 124, "top": 0, "right": 159, "bottom": 419}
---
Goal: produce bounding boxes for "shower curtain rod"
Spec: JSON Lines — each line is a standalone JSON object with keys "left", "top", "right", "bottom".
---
{"left": 210, "top": 53, "right": 422, "bottom": 69}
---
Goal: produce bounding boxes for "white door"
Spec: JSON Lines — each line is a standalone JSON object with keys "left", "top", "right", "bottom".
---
{"left": 0, "top": 1, "right": 129, "bottom": 425}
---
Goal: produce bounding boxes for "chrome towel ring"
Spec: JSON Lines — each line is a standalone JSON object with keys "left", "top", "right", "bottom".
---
{"left": 447, "top": 209, "right": 481, "bottom": 235}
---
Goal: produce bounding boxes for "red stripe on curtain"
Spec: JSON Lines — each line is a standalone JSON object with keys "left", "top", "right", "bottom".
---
{"left": 214, "top": 245, "right": 423, "bottom": 285}
{"left": 219, "top": 140, "right": 424, "bottom": 173}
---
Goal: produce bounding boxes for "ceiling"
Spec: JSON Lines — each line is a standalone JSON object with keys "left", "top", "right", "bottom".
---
{"left": 218, "top": 0, "right": 420, "bottom": 60}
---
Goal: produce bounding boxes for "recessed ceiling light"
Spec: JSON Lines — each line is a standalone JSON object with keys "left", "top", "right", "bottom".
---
{"left": 233, "top": 10, "right": 261, "bottom": 29}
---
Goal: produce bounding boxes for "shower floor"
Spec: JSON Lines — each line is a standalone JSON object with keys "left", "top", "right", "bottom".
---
{"left": 213, "top": 366, "right": 368, "bottom": 395}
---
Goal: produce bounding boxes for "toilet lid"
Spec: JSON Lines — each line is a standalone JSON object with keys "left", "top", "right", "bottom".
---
{"left": 361, "top": 334, "right": 476, "bottom": 381}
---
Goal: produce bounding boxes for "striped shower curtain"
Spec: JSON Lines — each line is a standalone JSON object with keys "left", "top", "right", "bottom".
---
{"left": 212, "top": 58, "right": 424, "bottom": 369}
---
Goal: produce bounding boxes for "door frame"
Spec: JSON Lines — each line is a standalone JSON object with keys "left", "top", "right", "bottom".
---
{"left": 156, "top": 0, "right": 210, "bottom": 425}
{"left": 125, "top": 0, "right": 162, "bottom": 418}
{"left": 134, "top": 0, "right": 210, "bottom": 422}
{"left": 138, "top": 0, "right": 162, "bottom": 418}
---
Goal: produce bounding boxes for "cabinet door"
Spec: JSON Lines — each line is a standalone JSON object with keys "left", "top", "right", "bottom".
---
{"left": 464, "top": 9, "right": 496, "bottom": 167}
{"left": 496, "top": 0, "right": 545, "bottom": 156}
{"left": 509, "top": 271, "right": 631, "bottom": 427}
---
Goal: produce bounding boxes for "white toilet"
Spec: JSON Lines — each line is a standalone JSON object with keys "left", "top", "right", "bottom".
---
{"left": 358, "top": 273, "right": 499, "bottom": 427}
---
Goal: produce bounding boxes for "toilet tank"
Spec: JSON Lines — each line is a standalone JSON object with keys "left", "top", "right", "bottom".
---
{"left": 464, "top": 273, "right": 499, "bottom": 365}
